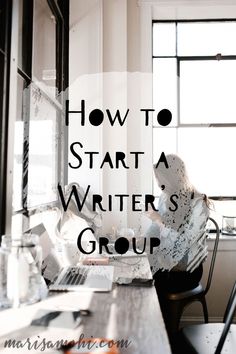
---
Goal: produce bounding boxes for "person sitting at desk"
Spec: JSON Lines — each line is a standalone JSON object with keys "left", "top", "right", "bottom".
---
{"left": 145, "top": 154, "right": 210, "bottom": 295}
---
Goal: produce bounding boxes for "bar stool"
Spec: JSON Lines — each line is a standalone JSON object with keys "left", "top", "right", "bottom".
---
{"left": 181, "top": 280, "right": 236, "bottom": 354}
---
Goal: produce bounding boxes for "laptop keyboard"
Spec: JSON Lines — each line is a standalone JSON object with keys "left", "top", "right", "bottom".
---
{"left": 59, "top": 267, "right": 89, "bottom": 286}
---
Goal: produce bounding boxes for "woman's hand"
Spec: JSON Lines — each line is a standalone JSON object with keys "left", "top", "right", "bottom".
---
{"left": 145, "top": 208, "right": 162, "bottom": 225}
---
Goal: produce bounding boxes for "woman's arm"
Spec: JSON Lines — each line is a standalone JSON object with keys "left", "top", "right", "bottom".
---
{"left": 147, "top": 197, "right": 209, "bottom": 274}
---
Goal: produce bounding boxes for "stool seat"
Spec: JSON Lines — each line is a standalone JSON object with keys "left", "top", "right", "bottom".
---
{"left": 166, "top": 284, "right": 204, "bottom": 301}
{"left": 180, "top": 281, "right": 236, "bottom": 354}
{"left": 182, "top": 323, "right": 236, "bottom": 354}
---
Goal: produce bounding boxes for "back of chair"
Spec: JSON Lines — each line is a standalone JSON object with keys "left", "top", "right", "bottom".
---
{"left": 204, "top": 217, "right": 220, "bottom": 295}
{"left": 215, "top": 280, "right": 236, "bottom": 354}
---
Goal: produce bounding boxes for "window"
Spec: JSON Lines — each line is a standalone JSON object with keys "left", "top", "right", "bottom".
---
{"left": 0, "top": 0, "right": 11, "bottom": 236}
{"left": 10, "top": 0, "right": 69, "bottom": 233}
{"left": 153, "top": 21, "right": 236, "bottom": 224}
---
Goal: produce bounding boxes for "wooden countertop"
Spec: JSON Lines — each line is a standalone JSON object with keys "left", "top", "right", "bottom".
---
{"left": 0, "top": 256, "right": 171, "bottom": 354}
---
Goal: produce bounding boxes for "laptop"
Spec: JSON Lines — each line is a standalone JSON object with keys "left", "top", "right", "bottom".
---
{"left": 49, "top": 264, "right": 114, "bottom": 292}
{"left": 27, "top": 223, "right": 114, "bottom": 292}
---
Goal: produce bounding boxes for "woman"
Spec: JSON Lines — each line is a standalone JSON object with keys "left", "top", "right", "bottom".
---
{"left": 146, "top": 154, "right": 210, "bottom": 293}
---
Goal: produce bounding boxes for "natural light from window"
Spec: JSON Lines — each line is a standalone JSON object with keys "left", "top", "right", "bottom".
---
{"left": 153, "top": 21, "right": 236, "bottom": 224}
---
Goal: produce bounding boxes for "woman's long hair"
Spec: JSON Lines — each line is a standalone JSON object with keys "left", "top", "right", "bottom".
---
{"left": 154, "top": 154, "right": 193, "bottom": 195}
{"left": 153, "top": 154, "right": 210, "bottom": 230}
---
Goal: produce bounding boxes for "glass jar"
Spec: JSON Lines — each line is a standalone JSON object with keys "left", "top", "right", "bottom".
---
{"left": 222, "top": 216, "right": 236, "bottom": 236}
{"left": 0, "top": 242, "right": 11, "bottom": 309}
{"left": 0, "top": 233, "right": 43, "bottom": 308}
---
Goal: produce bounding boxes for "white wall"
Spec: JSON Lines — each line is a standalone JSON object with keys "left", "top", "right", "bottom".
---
{"left": 69, "top": 0, "right": 103, "bottom": 195}
{"left": 140, "top": 0, "right": 236, "bottom": 20}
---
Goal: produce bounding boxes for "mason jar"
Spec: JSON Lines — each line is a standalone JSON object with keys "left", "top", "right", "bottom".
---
{"left": 0, "top": 233, "right": 43, "bottom": 308}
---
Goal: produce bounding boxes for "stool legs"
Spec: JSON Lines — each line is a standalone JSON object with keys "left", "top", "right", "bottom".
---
{"left": 159, "top": 298, "right": 184, "bottom": 335}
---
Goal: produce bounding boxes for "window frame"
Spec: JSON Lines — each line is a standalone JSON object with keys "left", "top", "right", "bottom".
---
{"left": 15, "top": 0, "right": 67, "bottom": 218}
{"left": 152, "top": 19, "right": 236, "bottom": 200}
{"left": 2, "top": 0, "right": 69, "bottom": 235}
{"left": 0, "top": 0, "right": 12, "bottom": 236}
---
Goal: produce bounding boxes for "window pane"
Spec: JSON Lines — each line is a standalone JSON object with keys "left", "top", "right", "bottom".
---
{"left": 0, "top": 52, "right": 4, "bottom": 114}
{"left": 177, "top": 127, "right": 236, "bottom": 197}
{"left": 27, "top": 86, "right": 58, "bottom": 207}
{"left": 153, "top": 58, "right": 177, "bottom": 127}
{"left": 13, "top": 76, "right": 25, "bottom": 211}
{"left": 0, "top": 0, "right": 6, "bottom": 52}
{"left": 18, "top": 0, "right": 33, "bottom": 75}
{"left": 18, "top": 0, "right": 23, "bottom": 70}
{"left": 209, "top": 200, "right": 236, "bottom": 232}
{"left": 153, "top": 23, "right": 176, "bottom": 56}
{"left": 177, "top": 22, "right": 236, "bottom": 56}
{"left": 33, "top": 0, "right": 57, "bottom": 97}
{"left": 153, "top": 128, "right": 177, "bottom": 196}
{"left": 180, "top": 60, "right": 236, "bottom": 124}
